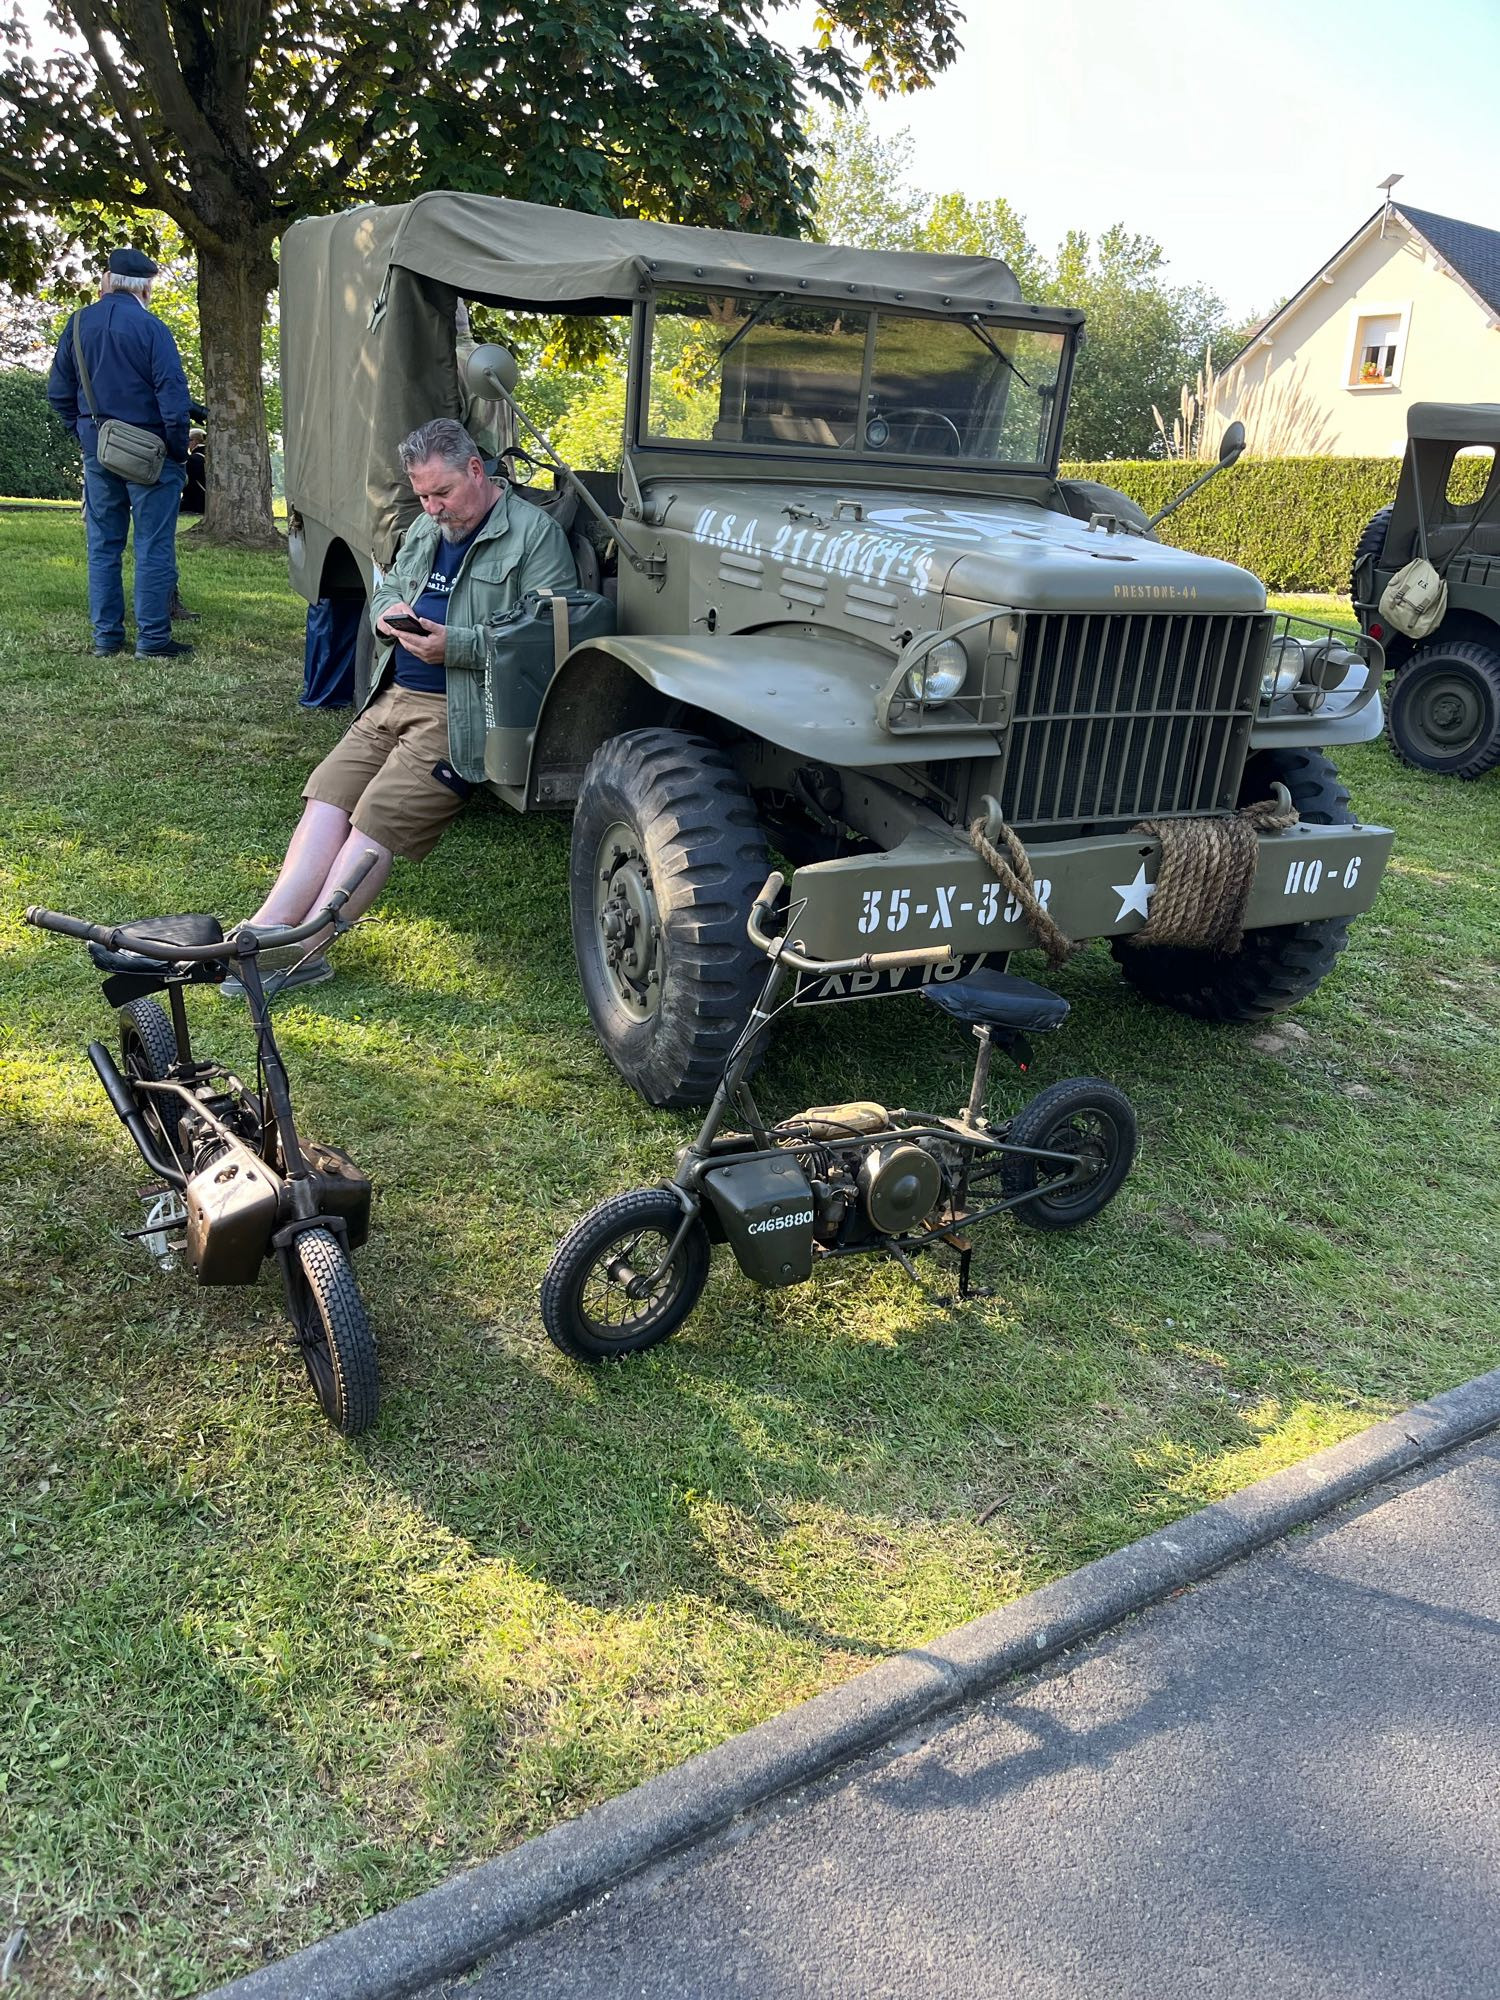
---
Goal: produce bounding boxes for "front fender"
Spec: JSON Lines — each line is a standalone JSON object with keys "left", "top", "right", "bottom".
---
{"left": 536, "top": 633, "right": 990, "bottom": 771}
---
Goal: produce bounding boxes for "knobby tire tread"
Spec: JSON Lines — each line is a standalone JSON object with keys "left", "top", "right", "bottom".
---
{"left": 571, "top": 728, "right": 769, "bottom": 1107}
{"left": 295, "top": 1227, "right": 379, "bottom": 1436}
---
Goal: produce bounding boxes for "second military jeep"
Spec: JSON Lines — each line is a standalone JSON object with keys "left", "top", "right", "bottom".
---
{"left": 282, "top": 194, "right": 1393, "bottom": 1106}
{"left": 1351, "top": 402, "right": 1500, "bottom": 778}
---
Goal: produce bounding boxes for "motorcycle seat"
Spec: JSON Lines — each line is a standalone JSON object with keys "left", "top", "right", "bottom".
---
{"left": 89, "top": 913, "right": 226, "bottom": 982}
{"left": 922, "top": 968, "right": 1070, "bottom": 1033}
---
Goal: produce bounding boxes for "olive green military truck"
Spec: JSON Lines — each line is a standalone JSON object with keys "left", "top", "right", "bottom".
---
{"left": 1351, "top": 402, "right": 1500, "bottom": 778}
{"left": 282, "top": 194, "right": 1393, "bottom": 1107}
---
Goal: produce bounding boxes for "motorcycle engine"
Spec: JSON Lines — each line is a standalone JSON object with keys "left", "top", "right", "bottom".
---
{"left": 857, "top": 1141, "right": 944, "bottom": 1236}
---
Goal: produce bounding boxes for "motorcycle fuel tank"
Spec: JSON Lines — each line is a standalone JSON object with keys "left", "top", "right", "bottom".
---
{"left": 701, "top": 1154, "right": 816, "bottom": 1288}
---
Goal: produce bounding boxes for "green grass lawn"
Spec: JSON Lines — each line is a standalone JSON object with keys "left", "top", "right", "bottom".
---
{"left": 3, "top": 516, "right": 1498, "bottom": 1997}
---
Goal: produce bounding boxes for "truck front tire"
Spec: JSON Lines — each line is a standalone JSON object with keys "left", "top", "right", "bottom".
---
{"left": 570, "top": 728, "right": 769, "bottom": 1107}
{"left": 1110, "top": 747, "right": 1356, "bottom": 1022}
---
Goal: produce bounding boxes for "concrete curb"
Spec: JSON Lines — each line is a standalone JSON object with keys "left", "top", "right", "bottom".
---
{"left": 207, "top": 1364, "right": 1500, "bottom": 2000}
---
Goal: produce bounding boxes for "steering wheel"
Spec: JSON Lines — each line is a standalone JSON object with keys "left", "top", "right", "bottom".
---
{"left": 870, "top": 407, "right": 964, "bottom": 455}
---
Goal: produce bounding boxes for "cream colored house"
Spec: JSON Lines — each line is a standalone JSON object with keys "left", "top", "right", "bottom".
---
{"left": 1214, "top": 204, "right": 1500, "bottom": 457}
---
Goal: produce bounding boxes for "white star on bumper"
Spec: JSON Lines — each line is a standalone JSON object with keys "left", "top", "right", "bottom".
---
{"left": 1112, "top": 862, "right": 1156, "bottom": 923}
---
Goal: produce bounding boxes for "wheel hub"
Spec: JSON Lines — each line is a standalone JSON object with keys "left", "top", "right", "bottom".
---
{"left": 1411, "top": 671, "right": 1483, "bottom": 750}
{"left": 594, "top": 822, "right": 662, "bottom": 1021}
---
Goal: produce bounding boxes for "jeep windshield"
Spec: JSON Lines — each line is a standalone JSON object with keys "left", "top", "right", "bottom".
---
{"left": 640, "top": 288, "right": 1069, "bottom": 470}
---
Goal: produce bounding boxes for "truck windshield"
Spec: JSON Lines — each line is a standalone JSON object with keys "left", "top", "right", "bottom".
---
{"left": 641, "top": 290, "right": 1067, "bottom": 468}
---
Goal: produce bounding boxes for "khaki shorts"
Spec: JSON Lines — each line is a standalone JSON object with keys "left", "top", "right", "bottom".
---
{"left": 304, "top": 685, "right": 472, "bottom": 861}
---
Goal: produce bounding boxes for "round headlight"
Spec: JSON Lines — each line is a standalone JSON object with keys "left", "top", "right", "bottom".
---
{"left": 1260, "top": 635, "right": 1305, "bottom": 703}
{"left": 905, "top": 638, "right": 967, "bottom": 704}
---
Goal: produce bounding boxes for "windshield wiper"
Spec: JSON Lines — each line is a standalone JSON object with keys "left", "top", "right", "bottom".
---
{"left": 965, "top": 316, "right": 1033, "bottom": 389}
{"left": 690, "top": 292, "right": 787, "bottom": 386}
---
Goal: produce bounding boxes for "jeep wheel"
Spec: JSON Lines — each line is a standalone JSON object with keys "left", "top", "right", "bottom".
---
{"left": 1110, "top": 747, "right": 1355, "bottom": 1022}
{"left": 1387, "top": 640, "right": 1500, "bottom": 778}
{"left": 570, "top": 728, "right": 769, "bottom": 1107}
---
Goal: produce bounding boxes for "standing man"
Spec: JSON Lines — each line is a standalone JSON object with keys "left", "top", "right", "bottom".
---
{"left": 222, "top": 417, "right": 576, "bottom": 997}
{"left": 47, "top": 247, "right": 194, "bottom": 660}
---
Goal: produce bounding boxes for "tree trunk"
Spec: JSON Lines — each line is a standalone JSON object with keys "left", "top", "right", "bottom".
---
{"left": 197, "top": 237, "right": 279, "bottom": 549}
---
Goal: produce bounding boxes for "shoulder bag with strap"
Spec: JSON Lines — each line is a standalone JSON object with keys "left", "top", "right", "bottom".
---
{"left": 71, "top": 313, "right": 168, "bottom": 485}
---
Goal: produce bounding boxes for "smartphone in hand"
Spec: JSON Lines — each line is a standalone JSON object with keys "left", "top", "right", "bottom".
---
{"left": 384, "top": 612, "right": 428, "bottom": 636}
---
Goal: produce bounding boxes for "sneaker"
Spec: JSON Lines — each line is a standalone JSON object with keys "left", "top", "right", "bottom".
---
{"left": 219, "top": 953, "right": 334, "bottom": 1002}
{"left": 92, "top": 641, "right": 124, "bottom": 657}
{"left": 137, "top": 639, "right": 196, "bottom": 659}
{"left": 171, "top": 598, "right": 201, "bottom": 622}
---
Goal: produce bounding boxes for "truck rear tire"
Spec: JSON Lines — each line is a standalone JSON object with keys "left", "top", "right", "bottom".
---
{"left": 570, "top": 728, "right": 769, "bottom": 1108}
{"left": 1387, "top": 639, "right": 1500, "bottom": 777}
{"left": 1110, "top": 747, "right": 1355, "bottom": 1022}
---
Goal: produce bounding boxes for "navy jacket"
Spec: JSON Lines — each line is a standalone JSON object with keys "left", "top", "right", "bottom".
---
{"left": 48, "top": 293, "right": 192, "bottom": 464}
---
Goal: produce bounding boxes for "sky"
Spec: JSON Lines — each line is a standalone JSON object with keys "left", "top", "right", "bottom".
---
{"left": 13, "top": 0, "right": 1500, "bottom": 321}
{"left": 786, "top": 0, "right": 1500, "bottom": 318}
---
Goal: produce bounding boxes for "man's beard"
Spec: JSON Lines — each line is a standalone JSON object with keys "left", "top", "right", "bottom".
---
{"left": 437, "top": 518, "right": 467, "bottom": 543}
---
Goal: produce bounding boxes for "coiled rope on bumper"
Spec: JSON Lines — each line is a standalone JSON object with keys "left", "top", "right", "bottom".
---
{"left": 1126, "top": 787, "right": 1300, "bottom": 955}
{"left": 966, "top": 784, "right": 1301, "bottom": 966}
{"left": 965, "top": 816, "right": 1078, "bottom": 970}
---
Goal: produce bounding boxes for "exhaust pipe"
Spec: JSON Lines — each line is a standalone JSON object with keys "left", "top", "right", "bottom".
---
{"left": 87, "top": 1042, "right": 186, "bottom": 1186}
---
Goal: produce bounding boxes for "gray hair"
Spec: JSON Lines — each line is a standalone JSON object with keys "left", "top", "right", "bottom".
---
{"left": 399, "top": 417, "right": 483, "bottom": 475}
{"left": 106, "top": 272, "right": 151, "bottom": 299}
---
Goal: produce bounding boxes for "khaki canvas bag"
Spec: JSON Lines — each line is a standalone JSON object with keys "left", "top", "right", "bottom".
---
{"left": 1378, "top": 557, "right": 1448, "bottom": 642}
{"left": 71, "top": 316, "right": 168, "bottom": 485}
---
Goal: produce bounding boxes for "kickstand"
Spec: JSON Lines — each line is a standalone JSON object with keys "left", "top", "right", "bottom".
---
{"left": 953, "top": 1247, "right": 994, "bottom": 1302}
{"left": 887, "top": 1240, "right": 953, "bottom": 1309}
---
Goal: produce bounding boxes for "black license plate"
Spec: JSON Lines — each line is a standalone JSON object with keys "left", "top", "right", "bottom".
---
{"left": 793, "top": 951, "right": 995, "bottom": 1007}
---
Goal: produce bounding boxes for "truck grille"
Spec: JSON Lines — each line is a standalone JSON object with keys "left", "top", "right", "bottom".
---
{"left": 997, "top": 611, "right": 1270, "bottom": 829}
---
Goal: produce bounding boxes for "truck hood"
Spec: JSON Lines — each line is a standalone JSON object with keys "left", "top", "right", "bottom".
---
{"left": 656, "top": 481, "right": 1266, "bottom": 616}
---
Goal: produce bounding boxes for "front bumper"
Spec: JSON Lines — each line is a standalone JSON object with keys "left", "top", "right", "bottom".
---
{"left": 788, "top": 818, "right": 1394, "bottom": 964}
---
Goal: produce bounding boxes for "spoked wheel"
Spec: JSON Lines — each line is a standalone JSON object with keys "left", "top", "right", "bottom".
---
{"left": 283, "top": 1226, "right": 379, "bottom": 1435}
{"left": 999, "top": 1077, "right": 1138, "bottom": 1232}
{"left": 119, "top": 996, "right": 187, "bottom": 1170}
{"left": 541, "top": 1187, "right": 710, "bottom": 1362}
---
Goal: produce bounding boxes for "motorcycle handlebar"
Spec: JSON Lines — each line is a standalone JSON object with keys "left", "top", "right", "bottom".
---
{"left": 746, "top": 887, "right": 954, "bottom": 977}
{"left": 25, "top": 849, "right": 380, "bottom": 963}
{"left": 25, "top": 907, "right": 103, "bottom": 942}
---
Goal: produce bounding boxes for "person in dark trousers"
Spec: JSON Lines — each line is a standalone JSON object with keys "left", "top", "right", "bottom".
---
{"left": 47, "top": 247, "right": 194, "bottom": 660}
{"left": 170, "top": 421, "right": 208, "bottom": 624}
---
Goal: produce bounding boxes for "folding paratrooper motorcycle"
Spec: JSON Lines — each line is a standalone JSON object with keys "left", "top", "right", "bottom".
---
{"left": 25, "top": 855, "right": 381, "bottom": 1434}
{"left": 541, "top": 872, "right": 1138, "bottom": 1360}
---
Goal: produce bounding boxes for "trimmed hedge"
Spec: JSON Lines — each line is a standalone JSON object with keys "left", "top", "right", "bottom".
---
{"left": 0, "top": 368, "right": 81, "bottom": 500}
{"left": 1058, "top": 455, "right": 1489, "bottom": 594}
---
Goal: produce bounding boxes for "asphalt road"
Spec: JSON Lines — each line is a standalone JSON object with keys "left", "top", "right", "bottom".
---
{"left": 446, "top": 1432, "right": 1500, "bottom": 2000}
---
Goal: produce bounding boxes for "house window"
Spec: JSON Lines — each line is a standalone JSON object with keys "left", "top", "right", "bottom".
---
{"left": 1346, "top": 305, "right": 1409, "bottom": 389}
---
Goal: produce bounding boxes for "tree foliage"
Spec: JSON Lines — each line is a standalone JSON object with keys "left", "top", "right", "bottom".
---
{"left": 811, "top": 109, "right": 1235, "bottom": 458}
{"left": 0, "top": 0, "right": 962, "bottom": 542}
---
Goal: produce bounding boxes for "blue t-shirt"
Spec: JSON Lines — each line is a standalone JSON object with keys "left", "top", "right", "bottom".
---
{"left": 392, "top": 507, "right": 494, "bottom": 694}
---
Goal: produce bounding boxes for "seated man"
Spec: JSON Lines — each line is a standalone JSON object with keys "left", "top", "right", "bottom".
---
{"left": 227, "top": 417, "right": 576, "bottom": 994}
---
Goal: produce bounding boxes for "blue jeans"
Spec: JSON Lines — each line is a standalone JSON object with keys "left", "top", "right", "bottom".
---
{"left": 82, "top": 452, "right": 187, "bottom": 652}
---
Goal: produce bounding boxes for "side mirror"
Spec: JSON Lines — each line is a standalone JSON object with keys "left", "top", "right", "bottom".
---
{"left": 1219, "top": 419, "right": 1246, "bottom": 467}
{"left": 465, "top": 342, "right": 519, "bottom": 401}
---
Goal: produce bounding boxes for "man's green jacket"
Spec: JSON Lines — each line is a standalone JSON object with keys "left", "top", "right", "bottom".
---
{"left": 367, "top": 484, "right": 576, "bottom": 782}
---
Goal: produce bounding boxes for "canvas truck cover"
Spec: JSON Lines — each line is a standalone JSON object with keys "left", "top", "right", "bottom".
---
{"left": 281, "top": 193, "right": 1032, "bottom": 569}
{"left": 1405, "top": 403, "right": 1500, "bottom": 446}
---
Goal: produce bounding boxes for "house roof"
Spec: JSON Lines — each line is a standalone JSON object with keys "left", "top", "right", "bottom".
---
{"left": 1395, "top": 206, "right": 1500, "bottom": 320}
{"left": 1224, "top": 203, "right": 1500, "bottom": 369}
